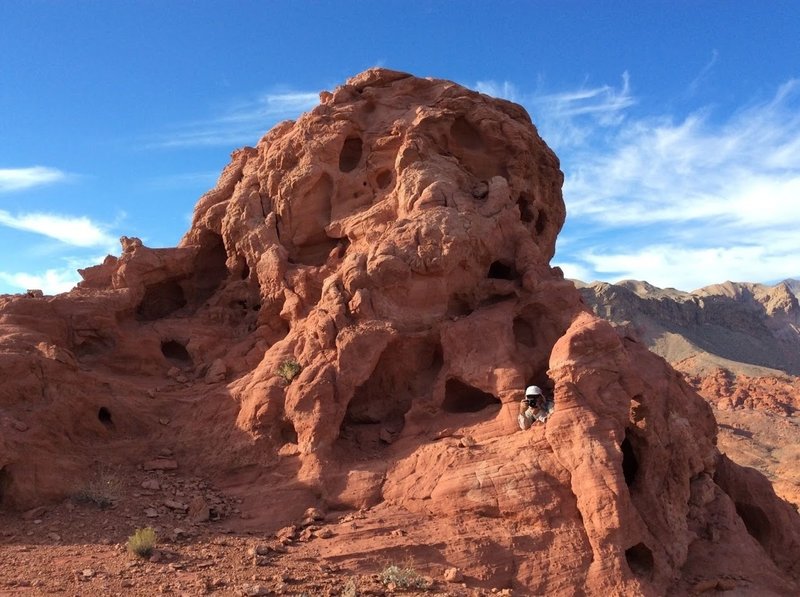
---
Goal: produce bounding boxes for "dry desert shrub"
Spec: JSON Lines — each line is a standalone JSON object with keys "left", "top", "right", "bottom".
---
{"left": 127, "top": 527, "right": 157, "bottom": 558}
{"left": 380, "top": 564, "right": 429, "bottom": 590}
{"left": 276, "top": 359, "right": 302, "bottom": 384}
{"left": 72, "top": 464, "right": 123, "bottom": 509}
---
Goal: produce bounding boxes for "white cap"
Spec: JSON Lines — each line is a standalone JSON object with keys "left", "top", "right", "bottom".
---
{"left": 525, "top": 385, "right": 543, "bottom": 397}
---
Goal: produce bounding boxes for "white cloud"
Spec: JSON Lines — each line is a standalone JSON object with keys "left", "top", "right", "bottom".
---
{"left": 556, "top": 261, "right": 597, "bottom": 284}
{"left": 0, "top": 210, "right": 117, "bottom": 248}
{"left": 0, "top": 267, "right": 80, "bottom": 295}
{"left": 579, "top": 244, "right": 799, "bottom": 292}
{"left": 0, "top": 167, "right": 68, "bottom": 192}
{"left": 535, "top": 76, "right": 800, "bottom": 290}
{"left": 150, "top": 90, "right": 319, "bottom": 148}
{"left": 474, "top": 80, "right": 522, "bottom": 103}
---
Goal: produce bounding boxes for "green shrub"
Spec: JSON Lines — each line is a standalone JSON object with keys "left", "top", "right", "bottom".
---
{"left": 276, "top": 359, "right": 302, "bottom": 384}
{"left": 380, "top": 564, "right": 429, "bottom": 590}
{"left": 127, "top": 527, "right": 157, "bottom": 558}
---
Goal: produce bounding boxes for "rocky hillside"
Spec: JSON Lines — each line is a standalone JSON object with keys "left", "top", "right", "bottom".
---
{"left": 579, "top": 278, "right": 800, "bottom": 506}
{"left": 2, "top": 69, "right": 799, "bottom": 595}
{"left": 577, "top": 279, "right": 800, "bottom": 378}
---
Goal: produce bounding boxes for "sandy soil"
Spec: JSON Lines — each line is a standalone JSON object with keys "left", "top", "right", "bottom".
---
{"left": 0, "top": 464, "right": 508, "bottom": 597}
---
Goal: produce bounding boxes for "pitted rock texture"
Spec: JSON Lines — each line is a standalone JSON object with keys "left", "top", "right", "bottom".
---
{"left": 1, "top": 69, "right": 799, "bottom": 595}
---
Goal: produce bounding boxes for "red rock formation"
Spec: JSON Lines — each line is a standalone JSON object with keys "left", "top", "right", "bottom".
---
{"left": 1, "top": 69, "right": 799, "bottom": 594}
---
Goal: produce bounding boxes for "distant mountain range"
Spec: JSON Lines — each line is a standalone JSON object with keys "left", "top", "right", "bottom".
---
{"left": 578, "top": 278, "right": 800, "bottom": 506}
{"left": 576, "top": 278, "right": 800, "bottom": 378}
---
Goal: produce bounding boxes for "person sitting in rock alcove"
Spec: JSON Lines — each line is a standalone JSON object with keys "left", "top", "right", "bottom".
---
{"left": 518, "top": 385, "right": 554, "bottom": 430}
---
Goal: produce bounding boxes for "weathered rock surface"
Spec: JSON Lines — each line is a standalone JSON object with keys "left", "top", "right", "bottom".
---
{"left": 580, "top": 278, "right": 800, "bottom": 508}
{"left": 1, "top": 69, "right": 799, "bottom": 594}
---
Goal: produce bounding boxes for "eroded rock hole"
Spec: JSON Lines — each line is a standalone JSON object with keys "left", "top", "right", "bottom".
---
{"left": 488, "top": 260, "right": 516, "bottom": 280}
{"left": 535, "top": 210, "right": 548, "bottom": 235}
{"left": 340, "top": 338, "right": 443, "bottom": 446}
{"left": 621, "top": 433, "right": 639, "bottom": 487}
{"left": 136, "top": 279, "right": 187, "bottom": 321}
{"left": 376, "top": 170, "right": 393, "bottom": 189}
{"left": 280, "top": 419, "right": 298, "bottom": 445}
{"left": 339, "top": 137, "right": 363, "bottom": 172}
{"left": 161, "top": 340, "right": 192, "bottom": 365}
{"left": 74, "top": 334, "right": 116, "bottom": 359}
{"left": 0, "top": 467, "right": 10, "bottom": 507}
{"left": 450, "top": 116, "right": 484, "bottom": 151}
{"left": 513, "top": 317, "right": 536, "bottom": 348}
{"left": 735, "top": 502, "right": 772, "bottom": 546}
{"left": 517, "top": 195, "right": 535, "bottom": 223}
{"left": 447, "top": 297, "right": 472, "bottom": 318}
{"left": 98, "top": 407, "right": 113, "bottom": 426}
{"left": 443, "top": 379, "right": 501, "bottom": 413}
{"left": 625, "top": 543, "right": 654, "bottom": 579}
{"left": 240, "top": 260, "right": 250, "bottom": 280}
{"left": 193, "top": 231, "right": 228, "bottom": 303}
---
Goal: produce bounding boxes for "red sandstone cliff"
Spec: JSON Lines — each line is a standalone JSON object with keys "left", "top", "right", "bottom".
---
{"left": 1, "top": 69, "right": 799, "bottom": 595}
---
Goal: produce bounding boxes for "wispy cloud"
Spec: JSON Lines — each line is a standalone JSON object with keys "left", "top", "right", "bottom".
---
{"left": 688, "top": 49, "right": 719, "bottom": 96}
{"left": 0, "top": 166, "right": 69, "bottom": 192}
{"left": 0, "top": 210, "right": 117, "bottom": 248}
{"left": 0, "top": 267, "right": 81, "bottom": 295}
{"left": 148, "top": 90, "right": 319, "bottom": 148}
{"left": 545, "top": 77, "right": 800, "bottom": 290}
{"left": 477, "top": 73, "right": 636, "bottom": 149}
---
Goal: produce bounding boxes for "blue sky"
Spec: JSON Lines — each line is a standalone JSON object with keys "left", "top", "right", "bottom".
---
{"left": 1, "top": 1, "right": 799, "bottom": 294}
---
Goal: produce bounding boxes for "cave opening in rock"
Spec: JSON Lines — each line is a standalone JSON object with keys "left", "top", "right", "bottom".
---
{"left": 621, "top": 432, "right": 639, "bottom": 487}
{"left": 625, "top": 542, "right": 654, "bottom": 579}
{"left": 161, "top": 340, "right": 192, "bottom": 366}
{"left": 193, "top": 231, "right": 228, "bottom": 304}
{"left": 513, "top": 317, "right": 536, "bottom": 348}
{"left": 488, "top": 260, "right": 517, "bottom": 280}
{"left": 0, "top": 466, "right": 9, "bottom": 507}
{"left": 136, "top": 279, "right": 187, "bottom": 321}
{"left": 240, "top": 258, "right": 250, "bottom": 280}
{"left": 735, "top": 501, "right": 772, "bottom": 547}
{"left": 517, "top": 194, "right": 535, "bottom": 223}
{"left": 442, "top": 378, "right": 501, "bottom": 413}
{"left": 339, "top": 336, "right": 443, "bottom": 448}
{"left": 74, "top": 334, "right": 116, "bottom": 360}
{"left": 376, "top": 170, "right": 393, "bottom": 189}
{"left": 280, "top": 418, "right": 298, "bottom": 445}
{"left": 339, "top": 136, "right": 363, "bottom": 172}
{"left": 98, "top": 407, "right": 113, "bottom": 427}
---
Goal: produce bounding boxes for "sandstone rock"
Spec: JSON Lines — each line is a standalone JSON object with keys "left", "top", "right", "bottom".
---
{"left": 241, "top": 583, "right": 270, "bottom": 596}
{"left": 188, "top": 496, "right": 211, "bottom": 523}
{"left": 163, "top": 499, "right": 187, "bottom": 511}
{"left": 143, "top": 459, "right": 178, "bottom": 471}
{"left": 303, "top": 507, "right": 324, "bottom": 521}
{"left": 205, "top": 359, "right": 227, "bottom": 384}
{"left": 0, "top": 69, "right": 798, "bottom": 596}
{"left": 443, "top": 567, "right": 462, "bottom": 582}
{"left": 141, "top": 479, "right": 160, "bottom": 491}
